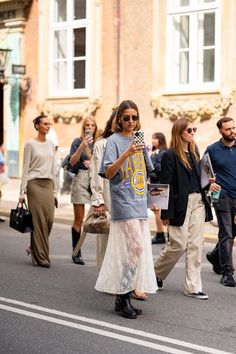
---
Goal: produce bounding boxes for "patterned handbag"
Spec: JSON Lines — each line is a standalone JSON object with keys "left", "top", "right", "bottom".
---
{"left": 83, "top": 213, "right": 110, "bottom": 234}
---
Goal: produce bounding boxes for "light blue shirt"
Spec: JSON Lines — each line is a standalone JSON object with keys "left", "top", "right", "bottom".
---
{"left": 100, "top": 133, "right": 152, "bottom": 221}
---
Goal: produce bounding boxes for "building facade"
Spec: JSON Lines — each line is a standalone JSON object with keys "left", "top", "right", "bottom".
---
{"left": 0, "top": 0, "right": 236, "bottom": 176}
{"left": 0, "top": 0, "right": 37, "bottom": 176}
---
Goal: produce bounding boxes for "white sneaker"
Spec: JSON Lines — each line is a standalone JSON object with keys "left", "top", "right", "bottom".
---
{"left": 184, "top": 292, "right": 208, "bottom": 300}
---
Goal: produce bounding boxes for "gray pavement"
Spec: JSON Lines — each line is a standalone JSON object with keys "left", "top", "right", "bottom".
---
{"left": 1, "top": 221, "right": 236, "bottom": 354}
{"left": 2, "top": 182, "right": 236, "bottom": 353}
{"left": 0, "top": 177, "right": 219, "bottom": 242}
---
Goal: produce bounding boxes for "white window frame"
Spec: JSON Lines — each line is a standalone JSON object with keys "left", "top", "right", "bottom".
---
{"left": 166, "top": 0, "right": 221, "bottom": 93}
{"left": 48, "top": 0, "right": 91, "bottom": 98}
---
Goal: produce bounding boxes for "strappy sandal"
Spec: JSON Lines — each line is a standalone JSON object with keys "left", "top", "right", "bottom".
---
{"left": 25, "top": 247, "right": 32, "bottom": 256}
{"left": 131, "top": 290, "right": 147, "bottom": 301}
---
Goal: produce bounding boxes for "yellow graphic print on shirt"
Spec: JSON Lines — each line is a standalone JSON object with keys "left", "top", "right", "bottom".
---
{"left": 120, "top": 151, "right": 146, "bottom": 195}
{"left": 131, "top": 170, "right": 145, "bottom": 195}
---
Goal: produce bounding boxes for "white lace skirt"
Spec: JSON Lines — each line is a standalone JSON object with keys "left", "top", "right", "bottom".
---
{"left": 95, "top": 219, "right": 157, "bottom": 294}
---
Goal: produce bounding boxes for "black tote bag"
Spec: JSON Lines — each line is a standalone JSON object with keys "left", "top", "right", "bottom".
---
{"left": 9, "top": 202, "right": 34, "bottom": 233}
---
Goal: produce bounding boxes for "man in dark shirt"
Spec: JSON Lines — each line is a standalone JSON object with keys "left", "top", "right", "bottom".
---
{"left": 205, "top": 117, "right": 236, "bottom": 287}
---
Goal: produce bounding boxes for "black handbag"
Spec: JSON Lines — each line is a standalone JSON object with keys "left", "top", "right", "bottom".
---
{"left": 61, "top": 154, "right": 77, "bottom": 174}
{"left": 9, "top": 201, "right": 34, "bottom": 233}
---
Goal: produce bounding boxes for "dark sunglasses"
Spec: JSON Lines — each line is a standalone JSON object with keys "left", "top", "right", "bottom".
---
{"left": 186, "top": 127, "right": 197, "bottom": 133}
{"left": 122, "top": 115, "right": 139, "bottom": 122}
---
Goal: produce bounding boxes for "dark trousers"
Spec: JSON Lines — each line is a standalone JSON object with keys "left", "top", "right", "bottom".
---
{"left": 212, "top": 195, "right": 236, "bottom": 274}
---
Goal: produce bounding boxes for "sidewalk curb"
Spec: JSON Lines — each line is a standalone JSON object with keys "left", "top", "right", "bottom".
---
{"left": 1, "top": 205, "right": 218, "bottom": 244}
{"left": 0, "top": 176, "right": 218, "bottom": 244}
{"left": 0, "top": 205, "right": 73, "bottom": 225}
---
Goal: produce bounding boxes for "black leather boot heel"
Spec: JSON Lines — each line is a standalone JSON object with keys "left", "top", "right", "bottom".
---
{"left": 71, "top": 227, "right": 85, "bottom": 265}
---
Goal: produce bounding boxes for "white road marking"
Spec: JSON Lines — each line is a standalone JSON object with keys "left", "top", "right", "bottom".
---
{"left": 1, "top": 304, "right": 191, "bottom": 354}
{"left": 0, "top": 297, "right": 232, "bottom": 354}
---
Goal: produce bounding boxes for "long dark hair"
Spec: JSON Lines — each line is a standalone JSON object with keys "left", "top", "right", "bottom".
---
{"left": 100, "top": 108, "right": 117, "bottom": 139}
{"left": 112, "top": 100, "right": 141, "bottom": 133}
{"left": 152, "top": 132, "right": 167, "bottom": 151}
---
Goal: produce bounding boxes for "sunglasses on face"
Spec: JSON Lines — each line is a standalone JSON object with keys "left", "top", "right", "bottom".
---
{"left": 121, "top": 115, "right": 139, "bottom": 122}
{"left": 186, "top": 127, "right": 197, "bottom": 133}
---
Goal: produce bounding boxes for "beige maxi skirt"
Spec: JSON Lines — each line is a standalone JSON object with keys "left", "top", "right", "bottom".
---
{"left": 27, "top": 178, "right": 54, "bottom": 266}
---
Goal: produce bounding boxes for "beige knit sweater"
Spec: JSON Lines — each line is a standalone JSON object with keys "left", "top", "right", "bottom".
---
{"left": 20, "top": 139, "right": 57, "bottom": 198}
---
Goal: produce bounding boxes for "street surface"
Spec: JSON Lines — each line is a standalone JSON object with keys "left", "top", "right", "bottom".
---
{"left": 1, "top": 220, "right": 236, "bottom": 354}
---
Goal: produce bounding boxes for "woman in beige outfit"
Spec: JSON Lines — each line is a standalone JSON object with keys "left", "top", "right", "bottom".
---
{"left": 19, "top": 115, "right": 57, "bottom": 268}
{"left": 154, "top": 118, "right": 212, "bottom": 298}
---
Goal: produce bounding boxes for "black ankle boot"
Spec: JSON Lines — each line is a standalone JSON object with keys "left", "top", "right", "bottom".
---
{"left": 152, "top": 232, "right": 166, "bottom": 244}
{"left": 71, "top": 227, "right": 85, "bottom": 265}
{"left": 115, "top": 293, "right": 138, "bottom": 319}
{"left": 115, "top": 293, "right": 142, "bottom": 315}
